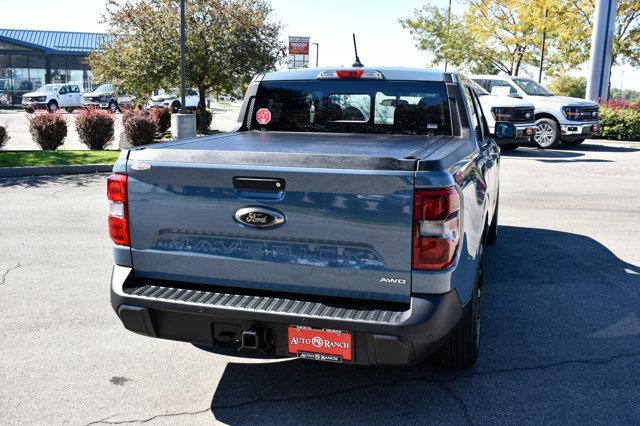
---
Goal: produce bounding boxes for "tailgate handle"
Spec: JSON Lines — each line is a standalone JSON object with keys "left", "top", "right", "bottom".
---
{"left": 233, "top": 177, "right": 285, "bottom": 194}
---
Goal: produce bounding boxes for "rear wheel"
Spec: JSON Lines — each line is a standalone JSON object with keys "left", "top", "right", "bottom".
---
{"left": 171, "top": 101, "right": 181, "bottom": 113}
{"left": 561, "top": 138, "right": 585, "bottom": 146}
{"left": 435, "top": 253, "right": 483, "bottom": 369}
{"left": 533, "top": 118, "right": 560, "bottom": 149}
{"left": 109, "top": 100, "right": 118, "bottom": 113}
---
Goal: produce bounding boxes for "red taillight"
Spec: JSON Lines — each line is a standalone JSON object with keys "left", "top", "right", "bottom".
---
{"left": 336, "top": 69, "right": 364, "bottom": 79}
{"left": 107, "top": 173, "right": 129, "bottom": 246}
{"left": 412, "top": 187, "right": 461, "bottom": 270}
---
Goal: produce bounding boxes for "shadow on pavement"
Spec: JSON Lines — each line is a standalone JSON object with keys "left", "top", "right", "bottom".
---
{"left": 502, "top": 141, "right": 640, "bottom": 160}
{"left": 209, "top": 225, "right": 640, "bottom": 424}
{"left": 501, "top": 148, "right": 585, "bottom": 159}
{"left": 561, "top": 142, "right": 640, "bottom": 153}
{"left": 0, "top": 172, "right": 107, "bottom": 188}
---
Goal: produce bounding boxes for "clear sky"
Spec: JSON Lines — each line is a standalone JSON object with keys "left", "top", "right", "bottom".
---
{"left": 3, "top": 0, "right": 638, "bottom": 90}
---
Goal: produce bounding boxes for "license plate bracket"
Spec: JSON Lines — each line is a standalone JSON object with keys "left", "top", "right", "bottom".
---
{"left": 287, "top": 326, "right": 353, "bottom": 362}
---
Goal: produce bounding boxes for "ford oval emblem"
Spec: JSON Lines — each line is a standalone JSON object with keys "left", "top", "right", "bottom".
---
{"left": 234, "top": 207, "right": 285, "bottom": 229}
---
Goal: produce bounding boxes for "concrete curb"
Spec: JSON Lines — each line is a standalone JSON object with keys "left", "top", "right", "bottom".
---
{"left": 0, "top": 164, "right": 113, "bottom": 178}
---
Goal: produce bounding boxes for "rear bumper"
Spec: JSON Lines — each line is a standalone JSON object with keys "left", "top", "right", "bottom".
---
{"left": 110, "top": 265, "right": 468, "bottom": 366}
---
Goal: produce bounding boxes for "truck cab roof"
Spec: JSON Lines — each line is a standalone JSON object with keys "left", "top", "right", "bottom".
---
{"left": 260, "top": 67, "right": 447, "bottom": 82}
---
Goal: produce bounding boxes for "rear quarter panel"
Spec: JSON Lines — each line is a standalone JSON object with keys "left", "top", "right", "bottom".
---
{"left": 412, "top": 152, "right": 488, "bottom": 304}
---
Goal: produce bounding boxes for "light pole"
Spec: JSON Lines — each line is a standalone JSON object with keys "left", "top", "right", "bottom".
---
{"left": 179, "top": 0, "right": 186, "bottom": 114}
{"left": 171, "top": 0, "right": 196, "bottom": 139}
{"left": 538, "top": 7, "right": 548, "bottom": 83}
{"left": 444, "top": 0, "right": 452, "bottom": 72}
{"left": 311, "top": 42, "right": 319, "bottom": 67}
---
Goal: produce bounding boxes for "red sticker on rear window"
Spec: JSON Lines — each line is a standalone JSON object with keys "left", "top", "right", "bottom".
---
{"left": 256, "top": 108, "right": 271, "bottom": 125}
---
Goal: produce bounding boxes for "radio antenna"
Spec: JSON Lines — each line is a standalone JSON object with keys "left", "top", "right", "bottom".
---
{"left": 352, "top": 33, "right": 363, "bottom": 67}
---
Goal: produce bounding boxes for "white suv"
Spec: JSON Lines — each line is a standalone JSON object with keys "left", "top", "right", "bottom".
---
{"left": 147, "top": 89, "right": 200, "bottom": 112}
{"left": 22, "top": 83, "right": 83, "bottom": 113}
{"left": 471, "top": 75, "right": 599, "bottom": 149}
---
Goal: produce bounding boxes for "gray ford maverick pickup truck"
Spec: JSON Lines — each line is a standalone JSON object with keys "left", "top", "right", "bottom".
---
{"left": 109, "top": 67, "right": 511, "bottom": 368}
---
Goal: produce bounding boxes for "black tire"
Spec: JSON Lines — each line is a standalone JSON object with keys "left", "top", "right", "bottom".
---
{"left": 486, "top": 195, "right": 498, "bottom": 245}
{"left": 435, "top": 247, "right": 483, "bottom": 369}
{"left": 47, "top": 100, "right": 58, "bottom": 113}
{"left": 65, "top": 107, "right": 75, "bottom": 113}
{"left": 561, "top": 138, "right": 585, "bottom": 146}
{"left": 533, "top": 118, "right": 560, "bottom": 149}
{"left": 171, "top": 101, "right": 181, "bottom": 113}
{"left": 109, "top": 100, "right": 118, "bottom": 113}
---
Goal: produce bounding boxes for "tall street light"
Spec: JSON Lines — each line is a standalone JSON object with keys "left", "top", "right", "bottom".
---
{"left": 311, "top": 42, "right": 319, "bottom": 67}
{"left": 179, "top": 0, "right": 187, "bottom": 114}
{"left": 444, "top": 0, "right": 452, "bottom": 72}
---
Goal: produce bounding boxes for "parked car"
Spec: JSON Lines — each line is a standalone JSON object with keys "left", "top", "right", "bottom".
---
{"left": 471, "top": 75, "right": 599, "bottom": 148}
{"left": 82, "top": 84, "right": 135, "bottom": 112}
{"left": 147, "top": 89, "right": 200, "bottom": 112}
{"left": 463, "top": 76, "right": 535, "bottom": 150}
{"left": 109, "top": 67, "right": 513, "bottom": 369}
{"left": 22, "top": 83, "right": 83, "bottom": 113}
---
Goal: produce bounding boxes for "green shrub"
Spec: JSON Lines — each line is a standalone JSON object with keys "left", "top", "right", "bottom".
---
{"left": 194, "top": 109, "right": 213, "bottom": 134}
{"left": 548, "top": 75, "right": 587, "bottom": 98}
{"left": 0, "top": 124, "right": 9, "bottom": 149}
{"left": 598, "top": 106, "right": 640, "bottom": 141}
{"left": 149, "top": 107, "right": 171, "bottom": 134}
{"left": 75, "top": 108, "right": 115, "bottom": 150}
{"left": 28, "top": 112, "right": 68, "bottom": 151}
{"left": 123, "top": 110, "right": 158, "bottom": 146}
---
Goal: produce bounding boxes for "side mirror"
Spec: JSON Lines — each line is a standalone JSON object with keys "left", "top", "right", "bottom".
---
{"left": 494, "top": 122, "right": 516, "bottom": 139}
{"left": 508, "top": 92, "right": 522, "bottom": 99}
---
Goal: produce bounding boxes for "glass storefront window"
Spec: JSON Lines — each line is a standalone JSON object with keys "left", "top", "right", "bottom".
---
{"left": 0, "top": 52, "right": 94, "bottom": 104}
{"left": 0, "top": 55, "right": 10, "bottom": 106}
{"left": 10, "top": 55, "right": 31, "bottom": 104}
{"left": 50, "top": 57, "right": 68, "bottom": 84}
{"left": 29, "top": 56, "right": 46, "bottom": 92}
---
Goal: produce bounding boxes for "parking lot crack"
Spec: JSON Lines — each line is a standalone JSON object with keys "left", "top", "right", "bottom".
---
{"left": 0, "top": 263, "right": 21, "bottom": 286}
{"left": 439, "top": 382, "right": 474, "bottom": 425}
{"left": 84, "top": 408, "right": 210, "bottom": 425}
{"left": 452, "top": 351, "right": 640, "bottom": 381}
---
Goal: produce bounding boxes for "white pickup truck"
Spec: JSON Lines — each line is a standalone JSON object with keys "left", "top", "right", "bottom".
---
{"left": 463, "top": 76, "right": 535, "bottom": 150}
{"left": 471, "top": 75, "right": 599, "bottom": 149}
{"left": 22, "top": 83, "right": 83, "bottom": 113}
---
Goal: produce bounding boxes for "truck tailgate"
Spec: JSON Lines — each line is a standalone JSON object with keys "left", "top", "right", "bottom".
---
{"left": 126, "top": 132, "right": 428, "bottom": 302}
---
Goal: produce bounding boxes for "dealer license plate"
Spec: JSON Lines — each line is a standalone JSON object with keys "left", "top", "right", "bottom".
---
{"left": 288, "top": 326, "right": 352, "bottom": 362}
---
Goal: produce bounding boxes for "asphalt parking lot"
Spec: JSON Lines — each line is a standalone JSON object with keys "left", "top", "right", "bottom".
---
{"left": 1, "top": 140, "right": 639, "bottom": 424}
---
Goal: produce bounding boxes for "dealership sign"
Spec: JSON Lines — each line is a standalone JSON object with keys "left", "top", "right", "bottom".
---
{"left": 288, "top": 36, "right": 310, "bottom": 55}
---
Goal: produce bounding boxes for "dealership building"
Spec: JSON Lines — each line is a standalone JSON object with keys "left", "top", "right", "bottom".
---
{"left": 0, "top": 29, "right": 107, "bottom": 105}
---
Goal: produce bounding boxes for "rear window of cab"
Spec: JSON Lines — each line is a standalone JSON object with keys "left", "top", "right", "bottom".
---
{"left": 252, "top": 80, "right": 452, "bottom": 136}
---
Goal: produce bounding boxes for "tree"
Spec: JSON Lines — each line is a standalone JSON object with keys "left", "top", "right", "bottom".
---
{"left": 401, "top": 1, "right": 560, "bottom": 75}
{"left": 401, "top": 0, "right": 640, "bottom": 77}
{"left": 556, "top": 0, "right": 640, "bottom": 68}
{"left": 547, "top": 75, "right": 587, "bottom": 97}
{"left": 89, "top": 0, "right": 284, "bottom": 133}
